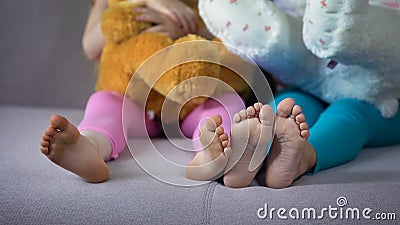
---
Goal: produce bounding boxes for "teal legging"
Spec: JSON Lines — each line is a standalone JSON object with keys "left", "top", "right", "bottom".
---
{"left": 274, "top": 88, "right": 400, "bottom": 173}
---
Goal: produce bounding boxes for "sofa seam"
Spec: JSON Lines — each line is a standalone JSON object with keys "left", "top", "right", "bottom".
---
{"left": 202, "top": 182, "right": 217, "bottom": 225}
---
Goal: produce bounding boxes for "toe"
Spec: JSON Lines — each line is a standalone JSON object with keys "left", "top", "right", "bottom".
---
{"left": 253, "top": 103, "right": 263, "bottom": 113}
{"left": 291, "top": 105, "right": 302, "bottom": 118}
{"left": 233, "top": 113, "right": 241, "bottom": 123}
{"left": 295, "top": 114, "right": 306, "bottom": 124}
{"left": 223, "top": 146, "right": 232, "bottom": 157}
{"left": 219, "top": 133, "right": 228, "bottom": 142}
{"left": 222, "top": 140, "right": 229, "bottom": 148}
{"left": 200, "top": 117, "right": 222, "bottom": 147}
{"left": 42, "top": 134, "right": 52, "bottom": 142}
{"left": 276, "top": 98, "right": 295, "bottom": 118}
{"left": 215, "top": 126, "right": 224, "bottom": 135}
{"left": 201, "top": 117, "right": 217, "bottom": 132}
{"left": 40, "top": 139, "right": 50, "bottom": 155}
{"left": 45, "top": 127, "right": 56, "bottom": 137}
{"left": 299, "top": 122, "right": 308, "bottom": 131}
{"left": 50, "top": 114, "right": 69, "bottom": 131}
{"left": 238, "top": 109, "right": 247, "bottom": 120}
{"left": 246, "top": 106, "right": 256, "bottom": 118}
{"left": 209, "top": 114, "right": 223, "bottom": 127}
{"left": 301, "top": 130, "right": 310, "bottom": 139}
{"left": 40, "top": 146, "right": 49, "bottom": 155}
{"left": 40, "top": 140, "right": 49, "bottom": 147}
{"left": 212, "top": 114, "right": 223, "bottom": 127}
{"left": 259, "top": 104, "right": 274, "bottom": 126}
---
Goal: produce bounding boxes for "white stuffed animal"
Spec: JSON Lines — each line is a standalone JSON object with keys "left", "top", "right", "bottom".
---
{"left": 199, "top": 0, "right": 400, "bottom": 118}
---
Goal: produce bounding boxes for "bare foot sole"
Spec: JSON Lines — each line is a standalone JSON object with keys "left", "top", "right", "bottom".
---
{"left": 186, "top": 115, "right": 230, "bottom": 181}
{"left": 223, "top": 103, "right": 274, "bottom": 188}
{"left": 40, "top": 114, "right": 109, "bottom": 183}
{"left": 265, "top": 98, "right": 316, "bottom": 189}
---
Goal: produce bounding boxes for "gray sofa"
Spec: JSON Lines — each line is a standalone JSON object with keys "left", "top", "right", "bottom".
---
{"left": 1, "top": 1, "right": 399, "bottom": 224}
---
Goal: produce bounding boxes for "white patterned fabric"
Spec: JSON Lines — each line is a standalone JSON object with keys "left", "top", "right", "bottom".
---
{"left": 199, "top": 0, "right": 400, "bottom": 118}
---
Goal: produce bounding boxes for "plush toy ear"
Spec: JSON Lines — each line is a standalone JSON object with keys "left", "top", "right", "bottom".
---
{"left": 101, "top": 1, "right": 151, "bottom": 43}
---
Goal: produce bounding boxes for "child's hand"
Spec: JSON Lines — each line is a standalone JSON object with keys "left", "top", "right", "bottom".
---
{"left": 135, "top": 7, "right": 186, "bottom": 39}
{"left": 130, "top": 0, "right": 198, "bottom": 34}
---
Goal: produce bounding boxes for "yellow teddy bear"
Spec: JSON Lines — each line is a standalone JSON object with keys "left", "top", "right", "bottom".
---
{"left": 96, "top": 0, "right": 252, "bottom": 123}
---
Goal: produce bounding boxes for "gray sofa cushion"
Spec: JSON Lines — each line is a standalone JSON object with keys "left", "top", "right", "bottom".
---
{"left": 1, "top": 0, "right": 399, "bottom": 224}
{"left": 1, "top": 105, "right": 399, "bottom": 224}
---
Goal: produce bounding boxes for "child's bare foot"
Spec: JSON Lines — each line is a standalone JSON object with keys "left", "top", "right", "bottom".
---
{"left": 265, "top": 98, "right": 316, "bottom": 189}
{"left": 223, "top": 103, "right": 274, "bottom": 188}
{"left": 40, "top": 114, "right": 109, "bottom": 183}
{"left": 186, "top": 115, "right": 230, "bottom": 181}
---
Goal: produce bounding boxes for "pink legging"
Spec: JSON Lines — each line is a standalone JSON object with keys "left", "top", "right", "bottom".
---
{"left": 78, "top": 91, "right": 245, "bottom": 160}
